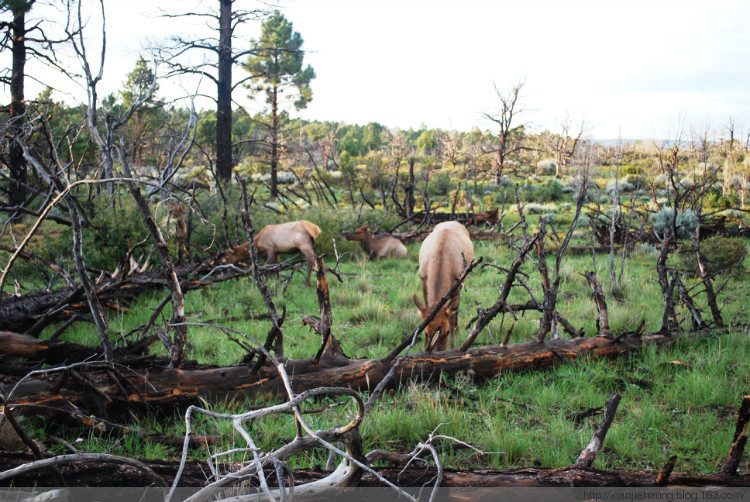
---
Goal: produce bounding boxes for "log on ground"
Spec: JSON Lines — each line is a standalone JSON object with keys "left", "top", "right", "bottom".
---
{"left": 2, "top": 331, "right": 676, "bottom": 417}
{"left": 1, "top": 451, "right": 748, "bottom": 488}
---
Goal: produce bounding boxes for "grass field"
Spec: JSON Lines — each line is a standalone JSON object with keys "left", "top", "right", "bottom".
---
{"left": 32, "top": 215, "right": 750, "bottom": 475}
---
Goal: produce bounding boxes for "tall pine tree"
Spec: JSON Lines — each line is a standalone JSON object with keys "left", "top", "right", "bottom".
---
{"left": 244, "top": 10, "right": 314, "bottom": 200}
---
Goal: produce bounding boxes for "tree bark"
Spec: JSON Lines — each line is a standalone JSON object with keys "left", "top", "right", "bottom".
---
{"left": 1, "top": 331, "right": 677, "bottom": 417}
{"left": 117, "top": 146, "right": 187, "bottom": 368}
{"left": 7, "top": 6, "right": 28, "bottom": 213}
{"left": 575, "top": 393, "right": 621, "bottom": 467}
{"left": 721, "top": 395, "right": 750, "bottom": 476}
{"left": 268, "top": 84, "right": 279, "bottom": 199}
{"left": 2, "top": 451, "right": 748, "bottom": 488}
{"left": 584, "top": 270, "right": 611, "bottom": 337}
{"left": 0, "top": 259, "right": 211, "bottom": 334}
{"left": 215, "top": 0, "right": 233, "bottom": 181}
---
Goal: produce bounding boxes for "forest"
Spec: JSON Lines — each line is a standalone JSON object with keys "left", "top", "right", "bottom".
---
{"left": 1, "top": 0, "right": 749, "bottom": 500}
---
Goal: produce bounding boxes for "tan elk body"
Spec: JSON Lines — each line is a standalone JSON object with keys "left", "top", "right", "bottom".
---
{"left": 413, "top": 221, "right": 474, "bottom": 351}
{"left": 343, "top": 224, "right": 407, "bottom": 259}
{"left": 223, "top": 220, "right": 322, "bottom": 286}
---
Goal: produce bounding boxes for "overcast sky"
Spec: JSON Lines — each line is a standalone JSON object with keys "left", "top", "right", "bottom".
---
{"left": 13, "top": 0, "right": 750, "bottom": 141}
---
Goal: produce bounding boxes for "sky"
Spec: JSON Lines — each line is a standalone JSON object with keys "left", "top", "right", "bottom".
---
{"left": 10, "top": 0, "right": 750, "bottom": 141}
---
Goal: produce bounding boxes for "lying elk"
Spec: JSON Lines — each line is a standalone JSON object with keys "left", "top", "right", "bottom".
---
{"left": 343, "top": 224, "right": 407, "bottom": 259}
{"left": 222, "top": 220, "right": 322, "bottom": 286}
{"left": 414, "top": 221, "right": 474, "bottom": 351}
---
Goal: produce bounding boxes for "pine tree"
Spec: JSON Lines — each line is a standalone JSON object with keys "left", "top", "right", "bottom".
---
{"left": 244, "top": 10, "right": 315, "bottom": 200}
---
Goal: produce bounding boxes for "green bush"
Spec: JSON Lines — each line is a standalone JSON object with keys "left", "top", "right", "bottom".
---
{"left": 621, "top": 164, "right": 643, "bottom": 176}
{"left": 536, "top": 179, "right": 564, "bottom": 202}
{"left": 676, "top": 236, "right": 747, "bottom": 278}
{"left": 189, "top": 187, "right": 243, "bottom": 250}
{"left": 650, "top": 208, "right": 699, "bottom": 240}
{"left": 702, "top": 187, "right": 736, "bottom": 211}
{"left": 429, "top": 171, "right": 454, "bottom": 196}
{"left": 32, "top": 197, "right": 151, "bottom": 272}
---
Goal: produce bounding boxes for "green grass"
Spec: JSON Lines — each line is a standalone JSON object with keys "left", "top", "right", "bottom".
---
{"left": 18, "top": 197, "right": 750, "bottom": 475}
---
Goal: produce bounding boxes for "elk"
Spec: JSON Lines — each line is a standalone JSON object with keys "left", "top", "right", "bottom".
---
{"left": 343, "top": 224, "right": 407, "bottom": 259}
{"left": 222, "top": 220, "right": 322, "bottom": 286}
{"left": 413, "top": 221, "right": 474, "bottom": 351}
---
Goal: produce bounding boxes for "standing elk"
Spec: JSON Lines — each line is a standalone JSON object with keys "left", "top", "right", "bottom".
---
{"left": 343, "top": 224, "right": 407, "bottom": 259}
{"left": 413, "top": 221, "right": 474, "bottom": 351}
{"left": 222, "top": 220, "right": 322, "bottom": 286}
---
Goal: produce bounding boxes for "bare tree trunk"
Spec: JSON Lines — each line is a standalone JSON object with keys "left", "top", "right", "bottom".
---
{"left": 117, "top": 145, "right": 188, "bottom": 368}
{"left": 535, "top": 221, "right": 555, "bottom": 340}
{"left": 692, "top": 229, "right": 724, "bottom": 328}
{"left": 7, "top": 7, "right": 28, "bottom": 214}
{"left": 67, "top": 197, "right": 114, "bottom": 359}
{"left": 17, "top": 142, "right": 114, "bottom": 360}
{"left": 406, "top": 158, "right": 415, "bottom": 217}
{"left": 269, "top": 85, "right": 280, "bottom": 199}
{"left": 721, "top": 396, "right": 750, "bottom": 476}
{"left": 215, "top": 0, "right": 233, "bottom": 181}
{"left": 656, "top": 236, "right": 678, "bottom": 334}
{"left": 584, "top": 270, "right": 611, "bottom": 337}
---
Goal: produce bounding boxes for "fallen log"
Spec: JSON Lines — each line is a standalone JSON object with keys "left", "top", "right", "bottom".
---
{"left": 2, "top": 330, "right": 677, "bottom": 418}
{"left": 0, "top": 331, "right": 157, "bottom": 365}
{"left": 0, "top": 256, "right": 301, "bottom": 334}
{"left": 0, "top": 260, "right": 209, "bottom": 334}
{"left": 1, "top": 450, "right": 748, "bottom": 488}
{"left": 409, "top": 209, "right": 499, "bottom": 227}
{"left": 0, "top": 331, "right": 100, "bottom": 363}
{"left": 371, "top": 466, "right": 750, "bottom": 488}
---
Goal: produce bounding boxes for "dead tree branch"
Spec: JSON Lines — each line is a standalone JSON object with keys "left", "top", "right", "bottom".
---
{"left": 721, "top": 396, "right": 750, "bottom": 476}
{"left": 385, "top": 257, "right": 483, "bottom": 363}
{"left": 583, "top": 270, "right": 611, "bottom": 337}
{"left": 575, "top": 393, "right": 622, "bottom": 468}
{"left": 0, "top": 453, "right": 168, "bottom": 487}
{"left": 460, "top": 234, "right": 538, "bottom": 352}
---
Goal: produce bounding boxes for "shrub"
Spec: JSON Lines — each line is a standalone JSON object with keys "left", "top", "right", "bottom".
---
{"left": 640, "top": 242, "right": 658, "bottom": 256}
{"left": 650, "top": 208, "right": 699, "bottom": 239}
{"left": 606, "top": 179, "right": 635, "bottom": 198}
{"left": 429, "top": 171, "right": 454, "bottom": 196}
{"left": 190, "top": 187, "right": 242, "bottom": 250}
{"left": 652, "top": 174, "right": 670, "bottom": 189}
{"left": 621, "top": 164, "right": 643, "bottom": 176}
{"left": 537, "top": 179, "right": 564, "bottom": 202}
{"left": 537, "top": 159, "right": 557, "bottom": 175}
{"left": 523, "top": 203, "right": 551, "bottom": 215}
{"left": 28, "top": 197, "right": 155, "bottom": 273}
{"left": 624, "top": 174, "right": 646, "bottom": 190}
{"left": 703, "top": 187, "right": 736, "bottom": 210}
{"left": 251, "top": 171, "right": 298, "bottom": 185}
{"left": 676, "top": 236, "right": 748, "bottom": 277}
{"left": 541, "top": 212, "right": 558, "bottom": 224}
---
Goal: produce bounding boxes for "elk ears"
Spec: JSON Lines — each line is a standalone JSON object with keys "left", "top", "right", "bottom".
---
{"left": 413, "top": 294, "right": 428, "bottom": 318}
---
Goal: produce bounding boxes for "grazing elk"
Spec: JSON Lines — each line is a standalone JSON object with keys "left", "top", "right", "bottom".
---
{"left": 222, "top": 220, "right": 322, "bottom": 286}
{"left": 413, "top": 221, "right": 474, "bottom": 351}
{"left": 343, "top": 224, "right": 407, "bottom": 259}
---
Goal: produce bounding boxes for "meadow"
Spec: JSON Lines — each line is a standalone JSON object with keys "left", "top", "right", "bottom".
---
{"left": 24, "top": 193, "right": 749, "bottom": 476}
